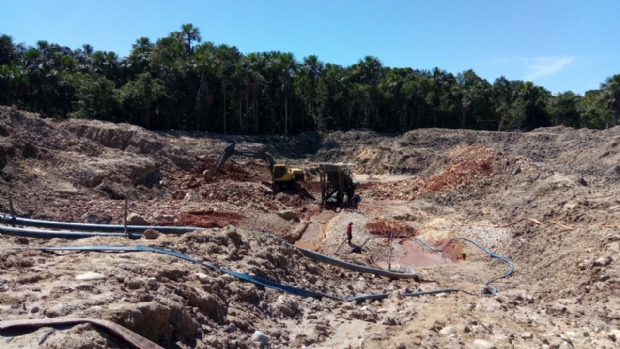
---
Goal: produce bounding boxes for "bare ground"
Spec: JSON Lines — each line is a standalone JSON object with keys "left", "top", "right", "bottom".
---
{"left": 0, "top": 105, "right": 619, "bottom": 348}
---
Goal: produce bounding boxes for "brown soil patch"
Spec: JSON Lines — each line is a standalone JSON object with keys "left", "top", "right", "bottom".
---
{"left": 200, "top": 161, "right": 265, "bottom": 182}
{"left": 158, "top": 209, "right": 244, "bottom": 228}
{"left": 365, "top": 218, "right": 419, "bottom": 237}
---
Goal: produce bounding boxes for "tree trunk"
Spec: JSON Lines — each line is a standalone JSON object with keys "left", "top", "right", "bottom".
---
{"left": 284, "top": 97, "right": 288, "bottom": 137}
{"left": 222, "top": 84, "right": 226, "bottom": 135}
{"left": 238, "top": 100, "right": 242, "bottom": 133}
{"left": 194, "top": 94, "right": 202, "bottom": 131}
{"left": 253, "top": 96, "right": 258, "bottom": 134}
{"left": 614, "top": 110, "right": 618, "bottom": 127}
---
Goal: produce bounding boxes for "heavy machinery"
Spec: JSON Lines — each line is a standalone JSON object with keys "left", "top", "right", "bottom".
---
{"left": 318, "top": 163, "right": 360, "bottom": 207}
{"left": 212, "top": 142, "right": 305, "bottom": 192}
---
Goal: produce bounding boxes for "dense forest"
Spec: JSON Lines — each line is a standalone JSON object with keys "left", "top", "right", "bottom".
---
{"left": 1, "top": 24, "right": 619, "bottom": 135}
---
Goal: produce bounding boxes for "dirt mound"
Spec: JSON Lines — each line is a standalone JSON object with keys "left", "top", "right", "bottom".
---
{"left": 358, "top": 145, "right": 498, "bottom": 201}
{"left": 365, "top": 218, "right": 419, "bottom": 237}
{"left": 63, "top": 119, "right": 163, "bottom": 154}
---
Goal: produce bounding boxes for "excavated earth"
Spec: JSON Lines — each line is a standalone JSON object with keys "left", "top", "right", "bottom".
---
{"left": 0, "top": 104, "right": 619, "bottom": 348}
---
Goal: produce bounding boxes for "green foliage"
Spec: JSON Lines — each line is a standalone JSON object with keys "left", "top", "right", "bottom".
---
{"left": 118, "top": 72, "right": 165, "bottom": 129}
{"left": 0, "top": 26, "right": 618, "bottom": 135}
{"left": 64, "top": 72, "right": 117, "bottom": 121}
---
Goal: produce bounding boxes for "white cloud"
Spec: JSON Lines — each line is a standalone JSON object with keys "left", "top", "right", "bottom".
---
{"left": 523, "top": 56, "right": 574, "bottom": 80}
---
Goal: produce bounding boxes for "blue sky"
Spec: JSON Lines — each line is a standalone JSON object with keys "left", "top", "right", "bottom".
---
{"left": 1, "top": 0, "right": 619, "bottom": 95}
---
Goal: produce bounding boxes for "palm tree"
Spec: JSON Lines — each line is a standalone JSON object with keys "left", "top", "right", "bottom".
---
{"left": 601, "top": 74, "right": 620, "bottom": 127}
{"left": 132, "top": 37, "right": 154, "bottom": 51}
{"left": 194, "top": 41, "right": 216, "bottom": 131}
{"left": 214, "top": 44, "right": 241, "bottom": 135}
{"left": 301, "top": 55, "right": 324, "bottom": 126}
{"left": 0, "top": 34, "right": 25, "bottom": 65}
{"left": 283, "top": 53, "right": 297, "bottom": 136}
{"left": 246, "top": 52, "right": 266, "bottom": 134}
{"left": 180, "top": 23, "right": 202, "bottom": 55}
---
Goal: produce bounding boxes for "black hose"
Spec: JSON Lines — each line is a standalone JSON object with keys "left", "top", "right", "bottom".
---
{"left": 3, "top": 245, "right": 340, "bottom": 301}
{"left": 0, "top": 225, "right": 142, "bottom": 239}
{"left": 0, "top": 214, "right": 200, "bottom": 234}
{"left": 0, "top": 220, "right": 515, "bottom": 301}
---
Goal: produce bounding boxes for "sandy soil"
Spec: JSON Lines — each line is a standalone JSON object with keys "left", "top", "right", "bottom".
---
{"left": 0, "top": 105, "right": 619, "bottom": 348}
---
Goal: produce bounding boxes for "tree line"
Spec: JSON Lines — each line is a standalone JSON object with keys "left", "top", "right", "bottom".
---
{"left": 1, "top": 24, "right": 619, "bottom": 135}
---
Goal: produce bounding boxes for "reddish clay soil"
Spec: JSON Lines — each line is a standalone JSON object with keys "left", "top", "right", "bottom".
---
{"left": 357, "top": 145, "right": 497, "bottom": 201}
{"left": 425, "top": 156, "right": 494, "bottom": 193}
{"left": 365, "top": 218, "right": 419, "bottom": 237}
{"left": 157, "top": 209, "right": 244, "bottom": 228}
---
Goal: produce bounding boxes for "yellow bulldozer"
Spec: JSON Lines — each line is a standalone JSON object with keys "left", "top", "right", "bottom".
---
{"left": 212, "top": 142, "right": 305, "bottom": 192}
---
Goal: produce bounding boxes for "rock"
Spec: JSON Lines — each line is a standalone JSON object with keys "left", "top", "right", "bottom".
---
{"left": 278, "top": 295, "right": 299, "bottom": 312}
{"left": 277, "top": 209, "right": 298, "bottom": 220}
{"left": 225, "top": 225, "right": 242, "bottom": 243}
{"left": 360, "top": 305, "right": 377, "bottom": 318}
{"left": 521, "top": 332, "right": 533, "bottom": 339}
{"left": 225, "top": 324, "right": 236, "bottom": 332}
{"left": 576, "top": 176, "right": 588, "bottom": 186}
{"left": 512, "top": 166, "right": 521, "bottom": 175}
{"left": 473, "top": 339, "right": 497, "bottom": 349}
{"left": 142, "top": 229, "right": 161, "bottom": 239}
{"left": 125, "top": 279, "right": 141, "bottom": 289}
{"left": 440, "top": 326, "right": 457, "bottom": 335}
{"left": 275, "top": 302, "right": 296, "bottom": 317}
{"left": 116, "top": 274, "right": 125, "bottom": 283}
{"left": 350, "top": 309, "right": 376, "bottom": 322}
{"left": 10, "top": 302, "right": 20, "bottom": 309}
{"left": 252, "top": 331, "right": 270, "bottom": 344}
{"left": 147, "top": 277, "right": 157, "bottom": 286}
{"left": 183, "top": 191, "right": 199, "bottom": 202}
{"left": 16, "top": 237, "right": 29, "bottom": 244}
{"left": 76, "top": 272, "right": 106, "bottom": 281}
{"left": 221, "top": 274, "right": 235, "bottom": 283}
{"left": 608, "top": 329, "right": 620, "bottom": 341}
{"left": 171, "top": 190, "right": 186, "bottom": 200}
{"left": 195, "top": 273, "right": 209, "bottom": 283}
{"left": 127, "top": 213, "right": 150, "bottom": 225}
{"left": 593, "top": 257, "right": 609, "bottom": 267}
{"left": 382, "top": 316, "right": 398, "bottom": 326}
